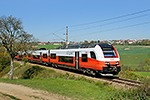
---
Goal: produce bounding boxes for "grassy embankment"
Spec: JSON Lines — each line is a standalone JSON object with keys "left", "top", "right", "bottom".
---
{"left": 0, "top": 63, "right": 114, "bottom": 100}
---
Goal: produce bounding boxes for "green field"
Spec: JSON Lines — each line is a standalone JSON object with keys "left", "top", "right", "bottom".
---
{"left": 114, "top": 45, "right": 150, "bottom": 69}
{"left": 134, "top": 71, "right": 150, "bottom": 77}
{"left": 37, "top": 44, "right": 63, "bottom": 49}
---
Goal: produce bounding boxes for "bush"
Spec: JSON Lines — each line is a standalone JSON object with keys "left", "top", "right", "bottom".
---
{"left": 137, "top": 78, "right": 150, "bottom": 97}
{"left": 110, "top": 78, "right": 150, "bottom": 99}
{"left": 145, "top": 58, "right": 150, "bottom": 66}
{"left": 34, "top": 68, "right": 59, "bottom": 79}
{"left": 0, "top": 56, "right": 10, "bottom": 66}
{"left": 0, "top": 65, "right": 10, "bottom": 78}
{"left": 110, "top": 87, "right": 149, "bottom": 99}
{"left": 118, "top": 70, "right": 145, "bottom": 81}
{"left": 0, "top": 47, "right": 10, "bottom": 74}
{"left": 22, "top": 66, "right": 44, "bottom": 79}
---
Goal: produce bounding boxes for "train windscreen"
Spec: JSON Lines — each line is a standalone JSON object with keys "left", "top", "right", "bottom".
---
{"left": 98, "top": 44, "right": 116, "bottom": 57}
{"left": 103, "top": 49, "right": 116, "bottom": 57}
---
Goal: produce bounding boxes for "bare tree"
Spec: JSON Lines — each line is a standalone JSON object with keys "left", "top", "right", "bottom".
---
{"left": 0, "top": 15, "right": 36, "bottom": 80}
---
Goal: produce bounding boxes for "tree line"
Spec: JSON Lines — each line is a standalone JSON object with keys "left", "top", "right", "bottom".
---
{"left": 70, "top": 40, "right": 150, "bottom": 46}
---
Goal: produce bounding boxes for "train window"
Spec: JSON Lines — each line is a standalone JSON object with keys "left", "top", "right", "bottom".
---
{"left": 59, "top": 56, "right": 73, "bottom": 63}
{"left": 90, "top": 51, "right": 96, "bottom": 59}
{"left": 33, "top": 55, "right": 39, "bottom": 59}
{"left": 103, "top": 50, "right": 116, "bottom": 57}
{"left": 51, "top": 53, "right": 56, "bottom": 59}
{"left": 43, "top": 54, "right": 47, "bottom": 58}
{"left": 82, "top": 54, "right": 87, "bottom": 62}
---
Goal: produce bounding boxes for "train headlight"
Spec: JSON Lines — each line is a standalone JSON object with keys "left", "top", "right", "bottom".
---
{"left": 105, "top": 62, "right": 110, "bottom": 65}
{"left": 116, "top": 62, "right": 119, "bottom": 65}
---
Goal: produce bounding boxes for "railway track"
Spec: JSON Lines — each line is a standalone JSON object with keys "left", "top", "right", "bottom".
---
{"left": 14, "top": 60, "right": 142, "bottom": 88}
{"left": 100, "top": 77, "right": 142, "bottom": 87}
{"left": 112, "top": 78, "right": 142, "bottom": 86}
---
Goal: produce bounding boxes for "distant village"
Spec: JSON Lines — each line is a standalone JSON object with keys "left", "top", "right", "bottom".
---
{"left": 38, "top": 39, "right": 150, "bottom": 46}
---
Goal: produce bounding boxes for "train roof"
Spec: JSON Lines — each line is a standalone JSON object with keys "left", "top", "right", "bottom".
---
{"left": 57, "top": 43, "right": 112, "bottom": 49}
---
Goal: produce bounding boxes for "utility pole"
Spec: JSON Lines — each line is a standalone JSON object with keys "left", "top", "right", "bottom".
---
{"left": 66, "top": 26, "right": 68, "bottom": 48}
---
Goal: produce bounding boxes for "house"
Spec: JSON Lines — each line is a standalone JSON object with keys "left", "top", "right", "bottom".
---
{"left": 38, "top": 42, "right": 47, "bottom": 45}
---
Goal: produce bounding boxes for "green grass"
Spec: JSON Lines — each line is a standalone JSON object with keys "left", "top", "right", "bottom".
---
{"left": 0, "top": 78, "right": 114, "bottom": 100}
{"left": 8, "top": 64, "right": 113, "bottom": 99}
{"left": 114, "top": 45, "right": 150, "bottom": 69}
{"left": 120, "top": 54, "right": 150, "bottom": 68}
{"left": 118, "top": 70, "right": 146, "bottom": 81}
{"left": 134, "top": 72, "right": 150, "bottom": 77}
{"left": 114, "top": 45, "right": 150, "bottom": 54}
{"left": 37, "top": 44, "right": 63, "bottom": 49}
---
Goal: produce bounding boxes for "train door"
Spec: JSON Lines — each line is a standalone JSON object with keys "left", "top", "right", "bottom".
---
{"left": 40, "top": 52, "right": 42, "bottom": 63}
{"left": 48, "top": 50, "right": 50, "bottom": 63}
{"left": 31, "top": 54, "right": 33, "bottom": 62}
{"left": 75, "top": 52, "right": 79, "bottom": 69}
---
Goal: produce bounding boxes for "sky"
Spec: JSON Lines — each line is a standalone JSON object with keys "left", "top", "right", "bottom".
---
{"left": 1, "top": 0, "right": 150, "bottom": 42}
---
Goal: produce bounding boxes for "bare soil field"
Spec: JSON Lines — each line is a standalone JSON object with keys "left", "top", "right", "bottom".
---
{"left": 0, "top": 82, "right": 71, "bottom": 100}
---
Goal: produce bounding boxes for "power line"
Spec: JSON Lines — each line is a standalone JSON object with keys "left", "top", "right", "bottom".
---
{"left": 69, "top": 21, "right": 150, "bottom": 38}
{"left": 36, "top": 27, "right": 65, "bottom": 38}
{"left": 69, "top": 13, "right": 150, "bottom": 33}
{"left": 38, "top": 9, "right": 150, "bottom": 41}
{"left": 53, "top": 33, "right": 65, "bottom": 41}
{"left": 69, "top": 8, "right": 150, "bottom": 27}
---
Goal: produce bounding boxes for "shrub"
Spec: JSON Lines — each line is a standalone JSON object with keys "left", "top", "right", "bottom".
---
{"left": 0, "top": 47, "right": 10, "bottom": 67}
{"left": 22, "top": 66, "right": 44, "bottom": 79}
{"left": 34, "top": 68, "right": 58, "bottom": 79}
{"left": 0, "top": 56, "right": 10, "bottom": 66}
{"left": 145, "top": 58, "right": 150, "bottom": 66}
{"left": 137, "top": 78, "right": 150, "bottom": 97}
{"left": 110, "top": 88, "right": 149, "bottom": 100}
{"left": 0, "top": 65, "right": 10, "bottom": 78}
{"left": 118, "top": 70, "right": 145, "bottom": 81}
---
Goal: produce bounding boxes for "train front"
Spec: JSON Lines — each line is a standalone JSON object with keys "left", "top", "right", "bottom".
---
{"left": 96, "top": 44, "right": 121, "bottom": 75}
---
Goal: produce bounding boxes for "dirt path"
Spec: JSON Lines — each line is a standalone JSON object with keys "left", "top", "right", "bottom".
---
{"left": 0, "top": 82, "right": 71, "bottom": 100}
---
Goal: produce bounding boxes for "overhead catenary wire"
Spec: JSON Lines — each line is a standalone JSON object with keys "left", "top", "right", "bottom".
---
{"left": 53, "top": 33, "right": 65, "bottom": 41}
{"left": 69, "top": 21, "right": 150, "bottom": 38}
{"left": 69, "top": 8, "right": 150, "bottom": 27}
{"left": 36, "top": 27, "right": 65, "bottom": 38}
{"left": 38, "top": 8, "right": 150, "bottom": 41}
{"left": 69, "top": 13, "right": 150, "bottom": 33}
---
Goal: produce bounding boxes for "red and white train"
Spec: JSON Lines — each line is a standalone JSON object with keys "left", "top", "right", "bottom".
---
{"left": 15, "top": 43, "right": 121, "bottom": 76}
